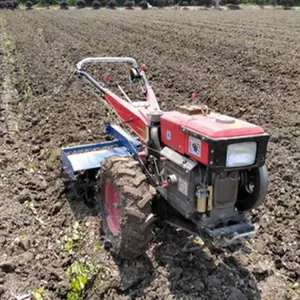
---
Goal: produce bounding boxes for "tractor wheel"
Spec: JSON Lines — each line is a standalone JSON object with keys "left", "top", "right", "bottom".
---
{"left": 97, "top": 155, "right": 156, "bottom": 259}
{"left": 236, "top": 165, "right": 268, "bottom": 211}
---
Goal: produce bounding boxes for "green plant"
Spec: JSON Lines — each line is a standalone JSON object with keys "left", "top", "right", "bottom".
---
{"left": 76, "top": 0, "right": 86, "bottom": 7}
{"left": 197, "top": 0, "right": 212, "bottom": 5}
{"left": 60, "top": 0, "right": 68, "bottom": 8}
{"left": 67, "top": 0, "right": 77, "bottom": 5}
{"left": 226, "top": 0, "right": 240, "bottom": 4}
{"left": 67, "top": 260, "right": 101, "bottom": 300}
{"left": 280, "top": 0, "right": 294, "bottom": 7}
{"left": 124, "top": 0, "right": 134, "bottom": 8}
{"left": 92, "top": 0, "right": 100, "bottom": 7}
{"left": 59, "top": 222, "right": 81, "bottom": 254}
{"left": 153, "top": 0, "right": 165, "bottom": 6}
{"left": 139, "top": 0, "right": 148, "bottom": 8}
{"left": 23, "top": 201, "right": 37, "bottom": 215}
{"left": 31, "top": 287, "right": 44, "bottom": 300}
{"left": 25, "top": 1, "right": 33, "bottom": 8}
{"left": 107, "top": 0, "right": 116, "bottom": 8}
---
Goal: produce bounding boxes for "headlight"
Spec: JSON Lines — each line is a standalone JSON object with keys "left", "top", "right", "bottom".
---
{"left": 226, "top": 142, "right": 257, "bottom": 167}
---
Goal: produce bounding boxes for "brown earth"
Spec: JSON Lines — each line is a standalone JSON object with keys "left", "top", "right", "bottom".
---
{"left": 0, "top": 8, "right": 300, "bottom": 300}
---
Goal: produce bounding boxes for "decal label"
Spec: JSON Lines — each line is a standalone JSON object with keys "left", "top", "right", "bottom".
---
{"left": 178, "top": 178, "right": 188, "bottom": 196}
{"left": 166, "top": 130, "right": 171, "bottom": 140}
{"left": 189, "top": 136, "right": 201, "bottom": 157}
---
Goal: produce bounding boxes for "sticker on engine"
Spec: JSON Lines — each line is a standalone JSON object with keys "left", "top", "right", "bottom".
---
{"left": 166, "top": 130, "right": 171, "bottom": 140}
{"left": 189, "top": 136, "right": 201, "bottom": 157}
{"left": 178, "top": 178, "right": 188, "bottom": 196}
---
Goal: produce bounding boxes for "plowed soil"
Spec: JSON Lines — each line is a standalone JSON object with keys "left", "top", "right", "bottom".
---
{"left": 0, "top": 8, "right": 300, "bottom": 300}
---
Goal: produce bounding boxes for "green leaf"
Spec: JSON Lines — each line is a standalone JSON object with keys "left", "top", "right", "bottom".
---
{"left": 36, "top": 287, "right": 44, "bottom": 294}
{"left": 67, "top": 291, "right": 80, "bottom": 300}
{"left": 73, "top": 221, "right": 80, "bottom": 230}
{"left": 71, "top": 278, "right": 82, "bottom": 293}
{"left": 32, "top": 287, "right": 44, "bottom": 300}
{"left": 64, "top": 240, "right": 73, "bottom": 253}
{"left": 78, "top": 274, "right": 88, "bottom": 288}
{"left": 72, "top": 231, "right": 80, "bottom": 241}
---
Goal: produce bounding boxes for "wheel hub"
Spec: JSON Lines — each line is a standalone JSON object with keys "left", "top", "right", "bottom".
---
{"left": 104, "top": 178, "right": 121, "bottom": 236}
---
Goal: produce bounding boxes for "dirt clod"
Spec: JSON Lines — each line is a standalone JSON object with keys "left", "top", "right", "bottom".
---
{"left": 0, "top": 258, "right": 16, "bottom": 273}
{"left": 252, "top": 261, "right": 271, "bottom": 279}
{"left": 50, "top": 201, "right": 64, "bottom": 216}
{"left": 15, "top": 189, "right": 32, "bottom": 204}
{"left": 227, "top": 287, "right": 247, "bottom": 300}
{"left": 17, "top": 252, "right": 35, "bottom": 266}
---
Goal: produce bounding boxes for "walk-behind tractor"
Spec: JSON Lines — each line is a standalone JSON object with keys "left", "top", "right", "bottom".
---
{"left": 61, "top": 57, "right": 270, "bottom": 259}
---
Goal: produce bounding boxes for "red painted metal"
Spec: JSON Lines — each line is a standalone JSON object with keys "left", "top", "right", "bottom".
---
{"left": 162, "top": 180, "right": 168, "bottom": 187}
{"left": 146, "top": 86, "right": 160, "bottom": 111}
{"left": 104, "top": 86, "right": 160, "bottom": 141}
{"left": 140, "top": 64, "right": 147, "bottom": 72}
{"left": 103, "top": 82, "right": 264, "bottom": 166}
{"left": 105, "top": 90, "right": 149, "bottom": 140}
{"left": 160, "top": 113, "right": 186, "bottom": 154}
{"left": 138, "top": 151, "right": 146, "bottom": 158}
{"left": 161, "top": 110, "right": 265, "bottom": 166}
{"left": 104, "top": 178, "right": 121, "bottom": 236}
{"left": 185, "top": 112, "right": 264, "bottom": 138}
{"left": 104, "top": 73, "right": 111, "bottom": 81}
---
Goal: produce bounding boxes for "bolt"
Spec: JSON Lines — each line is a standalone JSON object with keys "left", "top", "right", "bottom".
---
{"left": 113, "top": 202, "right": 121, "bottom": 209}
{"left": 104, "top": 240, "right": 113, "bottom": 250}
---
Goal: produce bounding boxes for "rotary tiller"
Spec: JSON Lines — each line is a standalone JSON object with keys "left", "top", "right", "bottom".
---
{"left": 61, "top": 57, "right": 270, "bottom": 258}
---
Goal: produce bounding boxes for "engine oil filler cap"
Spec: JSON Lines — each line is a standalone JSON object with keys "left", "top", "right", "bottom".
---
{"left": 215, "top": 115, "right": 235, "bottom": 124}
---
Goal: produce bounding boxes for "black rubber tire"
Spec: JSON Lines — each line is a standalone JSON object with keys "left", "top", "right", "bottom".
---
{"left": 236, "top": 165, "right": 269, "bottom": 211}
{"left": 97, "top": 155, "right": 156, "bottom": 259}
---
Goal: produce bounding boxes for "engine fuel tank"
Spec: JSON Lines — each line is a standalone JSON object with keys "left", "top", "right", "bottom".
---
{"left": 160, "top": 108, "right": 265, "bottom": 166}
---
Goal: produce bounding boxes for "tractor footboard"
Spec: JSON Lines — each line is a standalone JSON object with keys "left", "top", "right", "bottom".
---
{"left": 165, "top": 215, "right": 255, "bottom": 246}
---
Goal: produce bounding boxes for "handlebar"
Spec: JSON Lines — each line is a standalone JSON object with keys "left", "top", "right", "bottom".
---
{"left": 75, "top": 56, "right": 160, "bottom": 111}
{"left": 75, "top": 56, "right": 150, "bottom": 91}
{"left": 76, "top": 57, "right": 139, "bottom": 71}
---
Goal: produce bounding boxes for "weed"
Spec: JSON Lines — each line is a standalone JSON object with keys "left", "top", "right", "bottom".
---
{"left": 37, "top": 28, "right": 44, "bottom": 39}
{"left": 289, "top": 282, "right": 300, "bottom": 290}
{"left": 45, "top": 148, "right": 61, "bottom": 171}
{"left": 67, "top": 259, "right": 101, "bottom": 300}
{"left": 23, "top": 200, "right": 37, "bottom": 215}
{"left": 27, "top": 161, "right": 37, "bottom": 172}
{"left": 31, "top": 287, "right": 44, "bottom": 300}
{"left": 188, "top": 253, "right": 194, "bottom": 262}
{"left": 59, "top": 222, "right": 81, "bottom": 254}
{"left": 0, "top": 172, "right": 7, "bottom": 180}
{"left": 24, "top": 85, "right": 33, "bottom": 105}
{"left": 193, "top": 237, "right": 205, "bottom": 246}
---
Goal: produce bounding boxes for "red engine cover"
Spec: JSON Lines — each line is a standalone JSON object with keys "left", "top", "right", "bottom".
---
{"left": 160, "top": 110, "right": 264, "bottom": 166}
